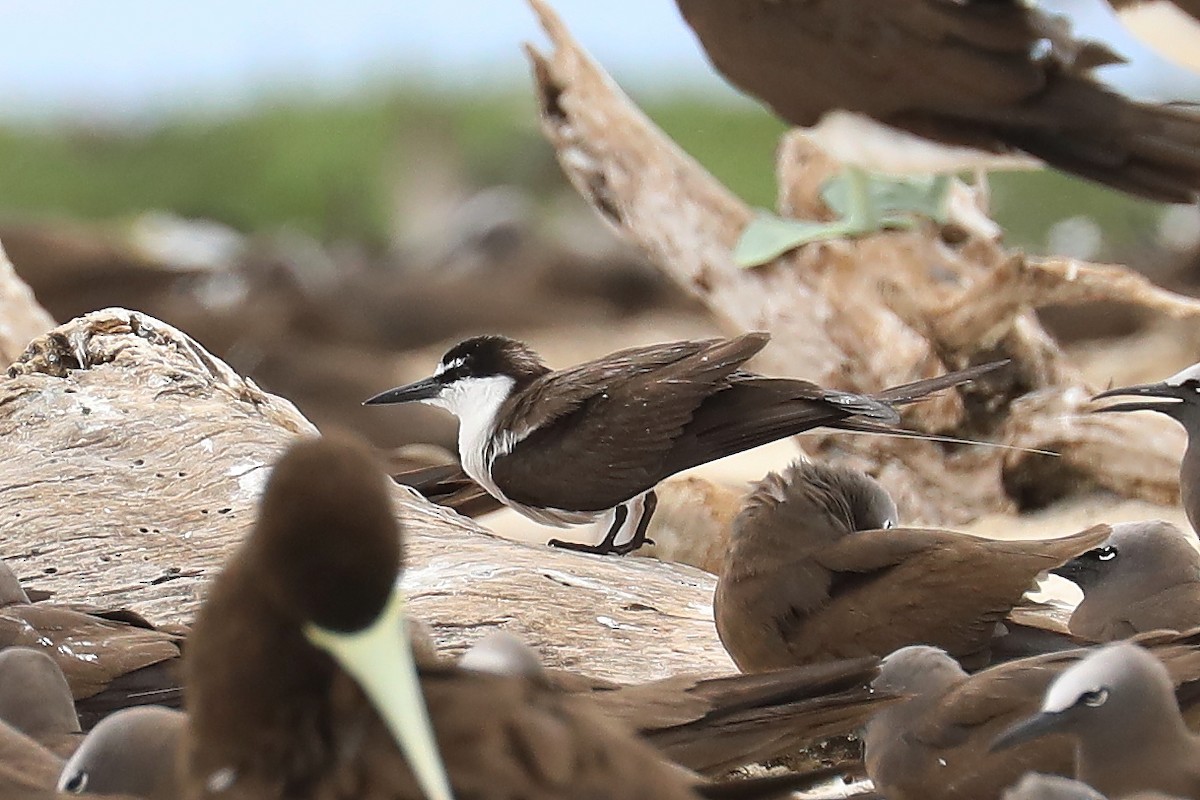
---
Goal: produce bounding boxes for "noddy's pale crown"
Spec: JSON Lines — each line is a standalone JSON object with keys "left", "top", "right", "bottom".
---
{"left": 863, "top": 645, "right": 1075, "bottom": 800}
{"left": 58, "top": 706, "right": 184, "bottom": 800}
{"left": 1053, "top": 520, "right": 1200, "bottom": 641}
{"left": 0, "top": 648, "right": 79, "bottom": 748}
{"left": 994, "top": 643, "right": 1200, "bottom": 799}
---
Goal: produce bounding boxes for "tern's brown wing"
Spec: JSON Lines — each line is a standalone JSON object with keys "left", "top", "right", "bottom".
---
{"left": 500, "top": 333, "right": 768, "bottom": 440}
{"left": 491, "top": 334, "right": 771, "bottom": 511}
{"left": 677, "top": 0, "right": 1200, "bottom": 201}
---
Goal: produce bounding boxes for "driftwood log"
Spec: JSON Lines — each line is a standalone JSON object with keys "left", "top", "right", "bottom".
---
{"left": 0, "top": 240, "right": 54, "bottom": 364}
{"left": 526, "top": 0, "right": 1200, "bottom": 525}
{"left": 0, "top": 308, "right": 735, "bottom": 680}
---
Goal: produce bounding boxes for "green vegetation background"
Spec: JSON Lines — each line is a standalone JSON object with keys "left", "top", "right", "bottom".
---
{"left": 0, "top": 86, "right": 1162, "bottom": 253}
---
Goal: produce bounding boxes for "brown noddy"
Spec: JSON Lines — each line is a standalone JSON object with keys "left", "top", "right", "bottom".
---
{"left": 863, "top": 645, "right": 1077, "bottom": 800}
{"left": 715, "top": 461, "right": 1112, "bottom": 671}
{"left": 0, "top": 648, "right": 79, "bottom": 756}
{"left": 1053, "top": 520, "right": 1200, "bottom": 641}
{"left": 0, "top": 562, "right": 182, "bottom": 728}
{"left": 183, "top": 433, "right": 834, "bottom": 800}
{"left": 57, "top": 706, "right": 184, "bottom": 800}
{"left": 1093, "top": 364, "right": 1200, "bottom": 536}
{"left": 675, "top": 0, "right": 1200, "bottom": 263}
{"left": 994, "top": 642, "right": 1200, "bottom": 799}
{"left": 460, "top": 630, "right": 898, "bottom": 775}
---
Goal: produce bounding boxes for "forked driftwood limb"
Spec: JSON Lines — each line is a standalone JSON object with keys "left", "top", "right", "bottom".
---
{"left": 0, "top": 240, "right": 54, "bottom": 364}
{"left": 526, "top": 0, "right": 1197, "bottom": 523}
{"left": 0, "top": 308, "right": 735, "bottom": 680}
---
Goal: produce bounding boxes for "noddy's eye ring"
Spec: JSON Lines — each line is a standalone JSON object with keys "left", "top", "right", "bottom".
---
{"left": 63, "top": 771, "right": 88, "bottom": 793}
{"left": 1080, "top": 688, "right": 1109, "bottom": 708}
{"left": 1096, "top": 547, "right": 1117, "bottom": 562}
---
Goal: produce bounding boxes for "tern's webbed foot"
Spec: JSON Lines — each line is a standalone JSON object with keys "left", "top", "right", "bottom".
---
{"left": 547, "top": 535, "right": 654, "bottom": 557}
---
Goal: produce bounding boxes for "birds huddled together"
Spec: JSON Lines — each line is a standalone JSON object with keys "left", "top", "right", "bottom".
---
{"left": 9, "top": 328, "right": 1200, "bottom": 799}
{"left": 11, "top": 1, "right": 1200, "bottom": 798}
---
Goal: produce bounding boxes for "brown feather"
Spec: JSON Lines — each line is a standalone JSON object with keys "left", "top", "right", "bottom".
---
{"left": 716, "top": 461, "right": 1111, "bottom": 671}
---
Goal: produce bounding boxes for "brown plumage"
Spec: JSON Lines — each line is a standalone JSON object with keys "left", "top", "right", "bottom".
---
{"left": 462, "top": 632, "right": 897, "bottom": 776}
{"left": 0, "top": 648, "right": 79, "bottom": 758}
{"left": 676, "top": 0, "right": 1200, "bottom": 202}
{"left": 485, "top": 333, "right": 896, "bottom": 514}
{"left": 183, "top": 433, "right": 827, "bottom": 800}
{"left": 1054, "top": 520, "right": 1200, "bottom": 641}
{"left": 0, "top": 718, "right": 64, "bottom": 798}
{"left": 58, "top": 706, "right": 185, "bottom": 800}
{"left": 368, "top": 333, "right": 1004, "bottom": 555}
{"left": 994, "top": 643, "right": 1200, "bottom": 799}
{"left": 0, "top": 563, "right": 182, "bottom": 729}
{"left": 867, "top": 635, "right": 1200, "bottom": 800}
{"left": 863, "top": 645, "right": 1077, "bottom": 800}
{"left": 716, "top": 461, "right": 1112, "bottom": 671}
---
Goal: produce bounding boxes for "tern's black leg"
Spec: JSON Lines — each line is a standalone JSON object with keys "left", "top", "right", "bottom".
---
{"left": 618, "top": 490, "right": 658, "bottom": 556}
{"left": 548, "top": 505, "right": 630, "bottom": 556}
{"left": 547, "top": 493, "right": 659, "bottom": 557}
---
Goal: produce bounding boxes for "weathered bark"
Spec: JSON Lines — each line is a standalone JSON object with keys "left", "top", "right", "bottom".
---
{"left": 0, "top": 308, "right": 734, "bottom": 680}
{"left": 525, "top": 0, "right": 1196, "bottom": 523}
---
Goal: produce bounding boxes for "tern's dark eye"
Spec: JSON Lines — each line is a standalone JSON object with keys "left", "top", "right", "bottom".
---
{"left": 1095, "top": 546, "right": 1118, "bottom": 562}
{"left": 1078, "top": 688, "right": 1109, "bottom": 708}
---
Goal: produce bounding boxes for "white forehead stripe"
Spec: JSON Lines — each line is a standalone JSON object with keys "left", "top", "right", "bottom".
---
{"left": 1165, "top": 362, "right": 1200, "bottom": 387}
{"left": 434, "top": 356, "right": 466, "bottom": 377}
{"left": 1042, "top": 643, "right": 1140, "bottom": 713}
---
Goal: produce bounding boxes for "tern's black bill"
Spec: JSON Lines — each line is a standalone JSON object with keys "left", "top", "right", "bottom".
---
{"left": 1051, "top": 555, "right": 1101, "bottom": 584}
{"left": 1091, "top": 382, "right": 1188, "bottom": 415}
{"left": 363, "top": 376, "right": 442, "bottom": 406}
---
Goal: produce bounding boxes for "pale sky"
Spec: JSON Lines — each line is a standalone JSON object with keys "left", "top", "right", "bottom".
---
{"left": 0, "top": 0, "right": 1194, "bottom": 123}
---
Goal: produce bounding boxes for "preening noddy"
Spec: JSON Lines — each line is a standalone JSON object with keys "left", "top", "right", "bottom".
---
{"left": 183, "top": 433, "right": 834, "bottom": 800}
{"left": 57, "top": 706, "right": 184, "bottom": 800}
{"left": 994, "top": 642, "right": 1200, "bottom": 799}
{"left": 715, "top": 461, "right": 1111, "bottom": 671}
{"left": 1053, "top": 520, "right": 1200, "bottom": 640}
{"left": 460, "top": 631, "right": 898, "bottom": 775}
{"left": 1093, "top": 363, "right": 1200, "bottom": 537}
{"left": 863, "top": 645, "right": 1077, "bottom": 800}
{"left": 365, "top": 332, "right": 1002, "bottom": 555}
{"left": 674, "top": 0, "right": 1200, "bottom": 265}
